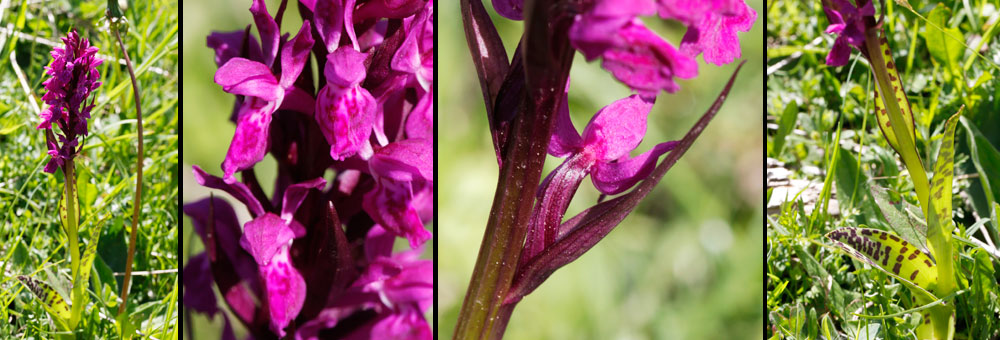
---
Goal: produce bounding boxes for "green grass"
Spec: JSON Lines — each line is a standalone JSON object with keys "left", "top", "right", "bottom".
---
{"left": 0, "top": 0, "right": 178, "bottom": 338}
{"left": 767, "top": 0, "right": 1000, "bottom": 338}
{"left": 439, "top": 1, "right": 765, "bottom": 339}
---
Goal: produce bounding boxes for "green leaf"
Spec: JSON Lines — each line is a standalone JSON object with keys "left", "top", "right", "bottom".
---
{"left": 771, "top": 100, "right": 798, "bottom": 158}
{"left": 835, "top": 146, "right": 867, "bottom": 209}
{"left": 870, "top": 185, "right": 928, "bottom": 255}
{"left": 75, "top": 166, "right": 98, "bottom": 215}
{"left": 929, "top": 109, "right": 962, "bottom": 234}
{"left": 959, "top": 117, "right": 1000, "bottom": 244}
{"left": 16, "top": 276, "right": 71, "bottom": 331}
{"left": 826, "top": 228, "right": 938, "bottom": 300}
{"left": 59, "top": 185, "right": 79, "bottom": 237}
{"left": 920, "top": 5, "right": 964, "bottom": 75}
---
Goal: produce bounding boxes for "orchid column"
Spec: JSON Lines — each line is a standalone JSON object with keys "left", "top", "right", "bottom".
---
{"left": 455, "top": 0, "right": 756, "bottom": 338}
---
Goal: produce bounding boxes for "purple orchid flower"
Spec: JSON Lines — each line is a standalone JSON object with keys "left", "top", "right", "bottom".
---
{"left": 363, "top": 139, "right": 434, "bottom": 248}
{"left": 822, "top": 0, "right": 875, "bottom": 66}
{"left": 571, "top": 17, "right": 698, "bottom": 96}
{"left": 520, "top": 93, "right": 677, "bottom": 260}
{"left": 36, "top": 30, "right": 102, "bottom": 173}
{"left": 189, "top": 0, "right": 434, "bottom": 337}
{"left": 674, "top": 0, "right": 757, "bottom": 66}
{"left": 491, "top": 0, "right": 524, "bottom": 20}
{"left": 214, "top": 1, "right": 315, "bottom": 183}
{"left": 566, "top": 0, "right": 754, "bottom": 95}
{"left": 316, "top": 47, "right": 379, "bottom": 161}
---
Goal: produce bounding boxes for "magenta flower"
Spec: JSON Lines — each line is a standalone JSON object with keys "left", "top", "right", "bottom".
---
{"left": 363, "top": 139, "right": 434, "bottom": 248}
{"left": 548, "top": 94, "right": 677, "bottom": 196}
{"left": 316, "top": 47, "right": 379, "bottom": 161}
{"left": 492, "top": 0, "right": 524, "bottom": 20}
{"left": 822, "top": 0, "right": 874, "bottom": 66}
{"left": 214, "top": 1, "right": 314, "bottom": 182}
{"left": 571, "top": 17, "right": 698, "bottom": 96}
{"left": 188, "top": 0, "right": 434, "bottom": 337}
{"left": 676, "top": 0, "right": 757, "bottom": 66}
{"left": 36, "top": 30, "right": 103, "bottom": 173}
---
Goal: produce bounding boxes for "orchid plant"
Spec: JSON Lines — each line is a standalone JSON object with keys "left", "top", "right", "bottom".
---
{"left": 818, "top": 0, "right": 999, "bottom": 339}
{"left": 182, "top": 0, "right": 433, "bottom": 338}
{"left": 20, "top": 27, "right": 104, "bottom": 338}
{"left": 18, "top": 3, "right": 152, "bottom": 338}
{"left": 455, "top": 0, "right": 756, "bottom": 338}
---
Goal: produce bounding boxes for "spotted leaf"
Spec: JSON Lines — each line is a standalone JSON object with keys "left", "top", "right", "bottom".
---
{"left": 16, "top": 276, "right": 71, "bottom": 330}
{"left": 929, "top": 108, "right": 962, "bottom": 235}
{"left": 870, "top": 35, "right": 916, "bottom": 157}
{"left": 870, "top": 185, "right": 928, "bottom": 256}
{"left": 826, "top": 227, "right": 938, "bottom": 298}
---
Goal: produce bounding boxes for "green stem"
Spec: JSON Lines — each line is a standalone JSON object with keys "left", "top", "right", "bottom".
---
{"left": 64, "top": 158, "right": 83, "bottom": 331}
{"left": 112, "top": 22, "right": 143, "bottom": 319}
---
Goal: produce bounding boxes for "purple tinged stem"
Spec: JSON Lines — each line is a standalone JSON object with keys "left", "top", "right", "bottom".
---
{"left": 504, "top": 61, "right": 746, "bottom": 306}
{"left": 115, "top": 25, "right": 144, "bottom": 319}
{"left": 453, "top": 0, "right": 576, "bottom": 338}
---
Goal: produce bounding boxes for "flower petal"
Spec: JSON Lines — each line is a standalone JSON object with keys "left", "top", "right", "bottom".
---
{"left": 182, "top": 253, "right": 218, "bottom": 316}
{"left": 281, "top": 177, "right": 327, "bottom": 226}
{"left": 369, "top": 139, "right": 433, "bottom": 182}
{"left": 315, "top": 85, "right": 378, "bottom": 161}
{"left": 221, "top": 98, "right": 278, "bottom": 182}
{"left": 240, "top": 213, "right": 296, "bottom": 266}
{"left": 215, "top": 58, "right": 281, "bottom": 101}
{"left": 679, "top": 1, "right": 756, "bottom": 66}
{"left": 355, "top": 0, "right": 426, "bottom": 21}
{"left": 491, "top": 0, "right": 524, "bottom": 20}
{"left": 324, "top": 47, "right": 368, "bottom": 88}
{"left": 314, "top": 0, "right": 346, "bottom": 53}
{"left": 363, "top": 179, "right": 432, "bottom": 248}
{"left": 207, "top": 29, "right": 263, "bottom": 67}
{"left": 280, "top": 21, "right": 316, "bottom": 89}
{"left": 191, "top": 166, "right": 265, "bottom": 217}
{"left": 598, "top": 20, "right": 698, "bottom": 95}
{"left": 548, "top": 94, "right": 582, "bottom": 157}
{"left": 250, "top": 0, "right": 280, "bottom": 65}
{"left": 581, "top": 94, "right": 654, "bottom": 161}
{"left": 261, "top": 246, "right": 306, "bottom": 337}
{"left": 591, "top": 141, "right": 677, "bottom": 195}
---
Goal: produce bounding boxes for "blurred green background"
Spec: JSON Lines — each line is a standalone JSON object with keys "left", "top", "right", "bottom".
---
{"left": 438, "top": 2, "right": 765, "bottom": 339}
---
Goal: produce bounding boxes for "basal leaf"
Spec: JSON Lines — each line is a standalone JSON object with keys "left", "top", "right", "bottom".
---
{"left": 871, "top": 36, "right": 916, "bottom": 157}
{"left": 826, "top": 228, "right": 938, "bottom": 296}
{"left": 771, "top": 100, "right": 797, "bottom": 158}
{"left": 870, "top": 185, "right": 928, "bottom": 255}
{"left": 959, "top": 117, "right": 1000, "bottom": 245}
{"left": 835, "top": 146, "right": 868, "bottom": 210}
{"left": 929, "top": 109, "right": 962, "bottom": 234}
{"left": 920, "top": 5, "right": 963, "bottom": 74}
{"left": 16, "top": 275, "right": 71, "bottom": 330}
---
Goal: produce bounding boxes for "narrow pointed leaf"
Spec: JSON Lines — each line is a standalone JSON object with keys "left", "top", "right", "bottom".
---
{"left": 825, "top": 228, "right": 938, "bottom": 296}
{"left": 870, "top": 185, "right": 928, "bottom": 254}
{"left": 17, "top": 276, "right": 71, "bottom": 330}
{"left": 929, "top": 108, "right": 962, "bottom": 234}
{"left": 506, "top": 62, "right": 744, "bottom": 304}
{"left": 462, "top": 0, "right": 511, "bottom": 162}
{"left": 79, "top": 213, "right": 110, "bottom": 293}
